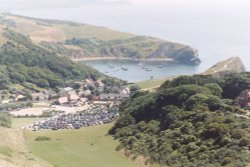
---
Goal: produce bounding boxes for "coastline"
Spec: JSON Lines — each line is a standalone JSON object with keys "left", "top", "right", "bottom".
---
{"left": 72, "top": 57, "right": 174, "bottom": 62}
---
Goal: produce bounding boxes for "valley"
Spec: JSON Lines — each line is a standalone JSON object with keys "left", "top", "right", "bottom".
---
{"left": 0, "top": 9, "right": 249, "bottom": 167}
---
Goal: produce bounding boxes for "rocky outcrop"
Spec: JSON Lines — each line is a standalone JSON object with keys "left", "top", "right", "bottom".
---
{"left": 203, "top": 57, "right": 246, "bottom": 77}
{"left": 149, "top": 43, "right": 201, "bottom": 64}
{"left": 62, "top": 38, "right": 201, "bottom": 65}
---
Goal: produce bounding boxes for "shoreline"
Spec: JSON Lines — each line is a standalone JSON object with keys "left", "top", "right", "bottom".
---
{"left": 72, "top": 57, "right": 174, "bottom": 62}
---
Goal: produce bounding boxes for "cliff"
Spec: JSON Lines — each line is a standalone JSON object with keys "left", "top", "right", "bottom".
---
{"left": 0, "top": 13, "right": 201, "bottom": 65}
{"left": 203, "top": 57, "right": 246, "bottom": 77}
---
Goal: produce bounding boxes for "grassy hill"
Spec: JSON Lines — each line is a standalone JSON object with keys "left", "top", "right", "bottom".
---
{"left": 25, "top": 124, "right": 144, "bottom": 167}
{"left": 3, "top": 14, "right": 133, "bottom": 42}
{"left": 134, "top": 77, "right": 175, "bottom": 90}
{"left": 0, "top": 26, "right": 102, "bottom": 91}
{"left": 0, "top": 13, "right": 200, "bottom": 64}
{"left": 203, "top": 57, "right": 246, "bottom": 77}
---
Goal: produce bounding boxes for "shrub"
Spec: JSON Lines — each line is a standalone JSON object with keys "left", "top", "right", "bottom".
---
{"left": 35, "top": 136, "right": 51, "bottom": 141}
{"left": 0, "top": 113, "right": 11, "bottom": 128}
{"left": 232, "top": 129, "right": 246, "bottom": 139}
{"left": 222, "top": 157, "right": 233, "bottom": 166}
{"left": 239, "top": 138, "right": 250, "bottom": 147}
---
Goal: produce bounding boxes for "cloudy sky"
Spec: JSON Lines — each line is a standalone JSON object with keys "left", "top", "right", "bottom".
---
{"left": 1, "top": 0, "right": 249, "bottom": 11}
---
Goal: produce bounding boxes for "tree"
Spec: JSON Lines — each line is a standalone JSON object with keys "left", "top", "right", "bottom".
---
{"left": 130, "top": 85, "right": 140, "bottom": 92}
{"left": 204, "top": 83, "right": 223, "bottom": 97}
{"left": 0, "top": 113, "right": 11, "bottom": 128}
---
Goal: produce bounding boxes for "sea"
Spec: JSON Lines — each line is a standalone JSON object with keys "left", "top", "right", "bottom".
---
{"left": 10, "top": 3, "right": 250, "bottom": 82}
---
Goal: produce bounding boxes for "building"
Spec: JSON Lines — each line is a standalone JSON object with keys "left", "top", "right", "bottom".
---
{"left": 43, "top": 90, "right": 56, "bottom": 96}
{"left": 80, "top": 90, "right": 91, "bottom": 96}
{"left": 238, "top": 89, "right": 250, "bottom": 107}
{"left": 1, "top": 99, "right": 11, "bottom": 104}
{"left": 59, "top": 87, "right": 75, "bottom": 96}
{"left": 119, "top": 87, "right": 130, "bottom": 95}
{"left": 32, "top": 93, "right": 48, "bottom": 101}
{"left": 15, "top": 95, "right": 26, "bottom": 101}
{"left": 57, "top": 97, "right": 69, "bottom": 105}
{"left": 69, "top": 94, "right": 80, "bottom": 101}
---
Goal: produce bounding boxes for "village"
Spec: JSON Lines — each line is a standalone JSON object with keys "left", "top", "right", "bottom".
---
{"left": 0, "top": 78, "right": 132, "bottom": 130}
{"left": 3, "top": 78, "right": 250, "bottom": 131}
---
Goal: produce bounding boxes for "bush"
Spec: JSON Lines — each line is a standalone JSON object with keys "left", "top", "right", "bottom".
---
{"left": 0, "top": 113, "right": 11, "bottom": 128}
{"left": 130, "top": 85, "right": 140, "bottom": 92}
{"left": 222, "top": 157, "right": 233, "bottom": 166}
{"left": 35, "top": 136, "right": 51, "bottom": 141}
{"left": 239, "top": 138, "right": 250, "bottom": 147}
{"left": 232, "top": 129, "right": 246, "bottom": 139}
{"left": 204, "top": 83, "right": 223, "bottom": 97}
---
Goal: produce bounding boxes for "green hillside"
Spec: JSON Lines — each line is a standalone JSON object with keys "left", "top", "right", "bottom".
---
{"left": 0, "top": 128, "right": 51, "bottom": 167}
{"left": 0, "top": 28, "right": 101, "bottom": 90}
{"left": 110, "top": 73, "right": 250, "bottom": 167}
{"left": 0, "top": 13, "right": 201, "bottom": 64}
{"left": 25, "top": 124, "right": 143, "bottom": 167}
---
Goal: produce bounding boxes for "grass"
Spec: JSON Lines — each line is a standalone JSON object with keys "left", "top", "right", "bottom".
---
{"left": 6, "top": 14, "right": 133, "bottom": 40}
{"left": 32, "top": 102, "right": 51, "bottom": 108}
{"left": 25, "top": 124, "right": 143, "bottom": 167}
{"left": 5, "top": 15, "right": 133, "bottom": 42}
{"left": 0, "top": 127, "right": 50, "bottom": 167}
{"left": 0, "top": 146, "right": 12, "bottom": 157}
{"left": 12, "top": 117, "right": 47, "bottom": 128}
{"left": 56, "top": 23, "right": 134, "bottom": 41}
{"left": 135, "top": 77, "right": 174, "bottom": 90}
{"left": 0, "top": 26, "right": 6, "bottom": 46}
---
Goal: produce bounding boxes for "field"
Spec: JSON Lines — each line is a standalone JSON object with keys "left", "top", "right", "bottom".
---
{"left": 12, "top": 117, "right": 47, "bottom": 128}
{"left": 56, "top": 24, "right": 134, "bottom": 41}
{"left": 25, "top": 124, "right": 143, "bottom": 167}
{"left": 4, "top": 15, "right": 133, "bottom": 43}
{"left": 135, "top": 77, "right": 174, "bottom": 90}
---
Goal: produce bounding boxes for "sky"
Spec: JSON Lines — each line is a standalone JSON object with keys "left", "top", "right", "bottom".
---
{"left": 1, "top": 0, "right": 250, "bottom": 11}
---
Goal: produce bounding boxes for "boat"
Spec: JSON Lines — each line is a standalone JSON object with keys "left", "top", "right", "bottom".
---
{"left": 108, "top": 64, "right": 114, "bottom": 68}
{"left": 157, "top": 66, "right": 164, "bottom": 68}
{"left": 138, "top": 63, "right": 143, "bottom": 67}
{"left": 121, "top": 66, "right": 128, "bottom": 71}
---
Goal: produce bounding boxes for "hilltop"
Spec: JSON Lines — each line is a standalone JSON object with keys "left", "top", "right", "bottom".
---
{"left": 0, "top": 13, "right": 200, "bottom": 64}
{"left": 132, "top": 57, "right": 247, "bottom": 91}
{"left": 110, "top": 73, "right": 250, "bottom": 167}
{"left": 203, "top": 57, "right": 246, "bottom": 77}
